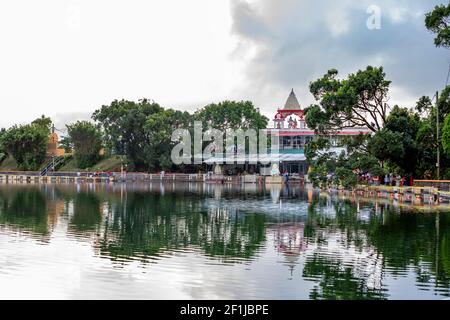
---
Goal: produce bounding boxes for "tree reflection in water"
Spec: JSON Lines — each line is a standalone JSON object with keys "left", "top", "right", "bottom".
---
{"left": 0, "top": 186, "right": 49, "bottom": 237}
{"left": 303, "top": 196, "right": 450, "bottom": 299}
{"left": 99, "top": 191, "right": 267, "bottom": 263}
{"left": 0, "top": 183, "right": 449, "bottom": 299}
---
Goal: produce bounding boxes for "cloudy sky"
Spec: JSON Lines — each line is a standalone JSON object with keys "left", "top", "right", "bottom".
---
{"left": 0, "top": 0, "right": 448, "bottom": 129}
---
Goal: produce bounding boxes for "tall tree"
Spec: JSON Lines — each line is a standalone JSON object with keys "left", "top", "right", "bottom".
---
{"left": 1, "top": 124, "right": 48, "bottom": 170}
{"left": 0, "top": 128, "right": 7, "bottom": 162}
{"left": 194, "top": 100, "right": 268, "bottom": 158}
{"left": 305, "top": 66, "right": 391, "bottom": 133}
{"left": 31, "top": 115, "right": 52, "bottom": 135}
{"left": 67, "top": 121, "right": 103, "bottom": 169}
{"left": 368, "top": 106, "right": 420, "bottom": 175}
{"left": 59, "top": 136, "right": 73, "bottom": 154}
{"left": 194, "top": 100, "right": 268, "bottom": 132}
{"left": 92, "top": 99, "right": 163, "bottom": 170}
{"left": 143, "top": 109, "right": 193, "bottom": 171}
{"left": 414, "top": 86, "right": 450, "bottom": 178}
{"left": 443, "top": 114, "right": 450, "bottom": 157}
{"left": 425, "top": 3, "right": 450, "bottom": 48}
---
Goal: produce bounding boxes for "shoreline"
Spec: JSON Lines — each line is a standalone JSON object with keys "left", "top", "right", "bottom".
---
{"left": 0, "top": 174, "right": 450, "bottom": 209}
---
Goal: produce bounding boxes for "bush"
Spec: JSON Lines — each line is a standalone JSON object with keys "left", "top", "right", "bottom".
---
{"left": 1, "top": 124, "right": 47, "bottom": 171}
{"left": 67, "top": 121, "right": 103, "bottom": 169}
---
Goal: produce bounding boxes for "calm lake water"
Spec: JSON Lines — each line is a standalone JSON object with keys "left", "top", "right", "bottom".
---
{"left": 0, "top": 182, "right": 449, "bottom": 300}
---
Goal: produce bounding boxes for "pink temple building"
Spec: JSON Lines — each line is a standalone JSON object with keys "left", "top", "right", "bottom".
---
{"left": 267, "top": 89, "right": 371, "bottom": 175}
{"left": 205, "top": 89, "right": 371, "bottom": 176}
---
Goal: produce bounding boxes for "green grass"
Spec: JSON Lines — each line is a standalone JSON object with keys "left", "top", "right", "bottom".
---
{"left": 0, "top": 155, "right": 125, "bottom": 173}
{"left": 58, "top": 155, "right": 124, "bottom": 172}
{"left": 0, "top": 156, "right": 19, "bottom": 171}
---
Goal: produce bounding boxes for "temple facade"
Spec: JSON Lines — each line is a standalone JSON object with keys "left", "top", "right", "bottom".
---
{"left": 204, "top": 89, "right": 371, "bottom": 176}
{"left": 46, "top": 125, "right": 65, "bottom": 157}
{"left": 267, "top": 89, "right": 371, "bottom": 175}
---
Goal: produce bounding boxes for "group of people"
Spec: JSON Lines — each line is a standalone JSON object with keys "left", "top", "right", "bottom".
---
{"left": 382, "top": 173, "right": 414, "bottom": 187}
{"left": 358, "top": 172, "right": 414, "bottom": 187}
{"left": 76, "top": 171, "right": 113, "bottom": 178}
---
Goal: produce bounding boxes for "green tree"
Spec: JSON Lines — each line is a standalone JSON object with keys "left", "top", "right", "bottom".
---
{"left": 416, "top": 96, "right": 433, "bottom": 115}
{"left": 415, "top": 86, "right": 450, "bottom": 178}
{"left": 67, "top": 121, "right": 103, "bottom": 169}
{"left": 1, "top": 124, "right": 48, "bottom": 170}
{"left": 368, "top": 130, "right": 404, "bottom": 167}
{"left": 425, "top": 3, "right": 450, "bottom": 48}
{"left": 143, "top": 109, "right": 192, "bottom": 171}
{"left": 92, "top": 99, "right": 163, "bottom": 170}
{"left": 31, "top": 115, "right": 52, "bottom": 135}
{"left": 194, "top": 100, "right": 269, "bottom": 157}
{"left": 194, "top": 100, "right": 268, "bottom": 132}
{"left": 305, "top": 66, "right": 391, "bottom": 134}
{"left": 59, "top": 135, "right": 73, "bottom": 153}
{"left": 0, "top": 128, "right": 6, "bottom": 162}
{"left": 368, "top": 106, "right": 420, "bottom": 175}
{"left": 443, "top": 113, "right": 450, "bottom": 156}
{"left": 304, "top": 66, "right": 394, "bottom": 187}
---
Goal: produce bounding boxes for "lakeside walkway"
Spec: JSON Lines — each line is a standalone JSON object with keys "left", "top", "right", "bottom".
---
{"left": 1, "top": 172, "right": 450, "bottom": 205}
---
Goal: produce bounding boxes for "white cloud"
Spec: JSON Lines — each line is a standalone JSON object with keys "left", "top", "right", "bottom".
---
{"left": 325, "top": 7, "right": 351, "bottom": 37}
{"left": 0, "top": 0, "right": 240, "bottom": 128}
{"left": 0, "top": 0, "right": 447, "bottom": 129}
{"left": 389, "top": 7, "right": 409, "bottom": 23}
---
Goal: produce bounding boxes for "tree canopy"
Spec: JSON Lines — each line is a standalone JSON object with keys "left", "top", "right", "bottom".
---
{"left": 92, "top": 99, "right": 163, "bottom": 170}
{"left": 0, "top": 123, "right": 48, "bottom": 170}
{"left": 143, "top": 108, "right": 192, "bottom": 171}
{"left": 0, "top": 128, "right": 7, "bottom": 162}
{"left": 194, "top": 100, "right": 268, "bottom": 132}
{"left": 305, "top": 66, "right": 390, "bottom": 134}
{"left": 67, "top": 121, "right": 103, "bottom": 169}
{"left": 31, "top": 115, "right": 52, "bottom": 135}
{"left": 425, "top": 3, "right": 450, "bottom": 48}
{"left": 443, "top": 114, "right": 450, "bottom": 157}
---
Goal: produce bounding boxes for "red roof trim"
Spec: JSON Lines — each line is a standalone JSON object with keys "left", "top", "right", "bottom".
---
{"left": 269, "top": 130, "right": 371, "bottom": 136}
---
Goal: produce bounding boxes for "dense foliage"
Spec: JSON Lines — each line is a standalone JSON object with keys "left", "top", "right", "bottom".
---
{"left": 0, "top": 128, "right": 7, "bottom": 163}
{"left": 31, "top": 115, "right": 52, "bottom": 135}
{"left": 92, "top": 99, "right": 164, "bottom": 171}
{"left": 425, "top": 3, "right": 450, "bottom": 48}
{"left": 305, "top": 66, "right": 390, "bottom": 133}
{"left": 67, "top": 121, "right": 103, "bottom": 169}
{"left": 143, "top": 108, "right": 193, "bottom": 171}
{"left": 194, "top": 100, "right": 268, "bottom": 132}
{"left": 443, "top": 114, "right": 450, "bottom": 157}
{"left": 305, "top": 69, "right": 450, "bottom": 188}
{"left": 91, "top": 99, "right": 267, "bottom": 172}
{"left": 0, "top": 123, "right": 48, "bottom": 170}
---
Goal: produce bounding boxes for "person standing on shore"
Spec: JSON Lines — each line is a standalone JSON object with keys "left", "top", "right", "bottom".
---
{"left": 283, "top": 170, "right": 289, "bottom": 184}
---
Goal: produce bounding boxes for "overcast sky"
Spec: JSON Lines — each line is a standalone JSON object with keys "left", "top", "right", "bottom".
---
{"left": 0, "top": 0, "right": 448, "bottom": 129}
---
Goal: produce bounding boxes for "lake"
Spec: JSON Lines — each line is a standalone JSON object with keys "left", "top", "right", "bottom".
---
{"left": 0, "top": 182, "right": 449, "bottom": 300}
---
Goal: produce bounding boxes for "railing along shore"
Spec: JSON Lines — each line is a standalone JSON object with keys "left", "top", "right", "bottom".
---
{"left": 1, "top": 172, "right": 450, "bottom": 205}
{"left": 0, "top": 172, "right": 306, "bottom": 185}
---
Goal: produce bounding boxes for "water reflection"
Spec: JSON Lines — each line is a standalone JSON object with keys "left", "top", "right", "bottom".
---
{"left": 0, "top": 187, "right": 49, "bottom": 237}
{"left": 0, "top": 182, "right": 449, "bottom": 299}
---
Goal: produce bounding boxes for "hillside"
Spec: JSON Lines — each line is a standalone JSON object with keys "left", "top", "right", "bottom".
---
{"left": 0, "top": 155, "right": 124, "bottom": 173}
{"left": 0, "top": 156, "right": 19, "bottom": 171}
{"left": 58, "top": 155, "right": 124, "bottom": 172}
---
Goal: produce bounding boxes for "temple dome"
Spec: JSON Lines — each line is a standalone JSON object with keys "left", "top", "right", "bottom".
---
{"left": 283, "top": 89, "right": 301, "bottom": 110}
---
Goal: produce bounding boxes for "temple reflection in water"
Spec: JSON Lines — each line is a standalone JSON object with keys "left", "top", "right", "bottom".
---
{"left": 0, "top": 182, "right": 449, "bottom": 299}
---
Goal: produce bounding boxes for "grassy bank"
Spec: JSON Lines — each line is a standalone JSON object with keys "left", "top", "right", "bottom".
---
{"left": 0, "top": 156, "right": 18, "bottom": 171}
{"left": 0, "top": 155, "right": 124, "bottom": 173}
{"left": 58, "top": 155, "right": 123, "bottom": 172}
